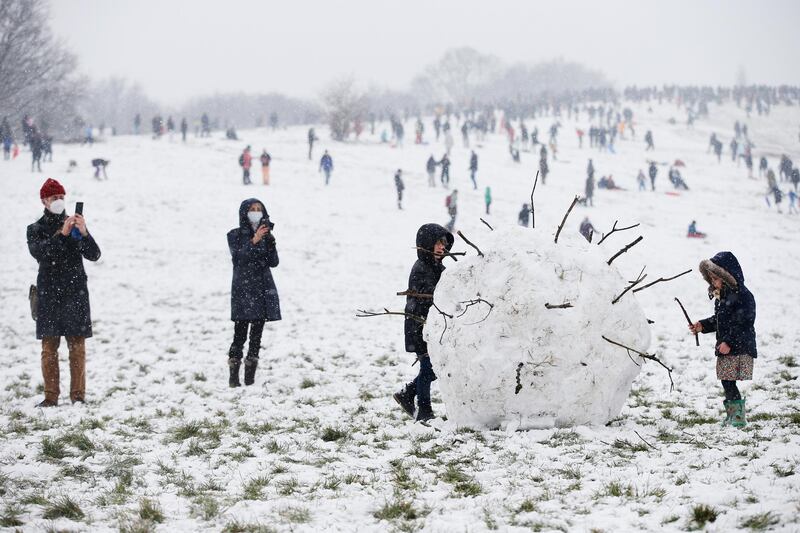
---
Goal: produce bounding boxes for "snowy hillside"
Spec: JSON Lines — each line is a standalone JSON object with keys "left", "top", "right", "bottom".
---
{"left": 1, "top": 101, "right": 799, "bottom": 532}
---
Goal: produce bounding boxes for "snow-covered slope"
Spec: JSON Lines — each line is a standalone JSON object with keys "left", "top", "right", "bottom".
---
{"left": 1, "top": 101, "right": 799, "bottom": 531}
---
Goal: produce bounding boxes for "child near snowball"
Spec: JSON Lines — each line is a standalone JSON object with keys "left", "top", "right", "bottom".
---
{"left": 689, "top": 252, "right": 757, "bottom": 427}
{"left": 393, "top": 223, "right": 454, "bottom": 422}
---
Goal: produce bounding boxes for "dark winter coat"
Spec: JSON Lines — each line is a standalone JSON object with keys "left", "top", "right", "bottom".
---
{"left": 395, "top": 172, "right": 404, "bottom": 192}
{"left": 27, "top": 210, "right": 101, "bottom": 339}
{"left": 426, "top": 156, "right": 437, "bottom": 173}
{"left": 227, "top": 199, "right": 281, "bottom": 322}
{"left": 698, "top": 252, "right": 757, "bottom": 358}
{"left": 469, "top": 153, "right": 478, "bottom": 171}
{"left": 404, "top": 224, "right": 454, "bottom": 354}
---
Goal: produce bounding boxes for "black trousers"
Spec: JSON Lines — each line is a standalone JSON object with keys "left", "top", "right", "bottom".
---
{"left": 229, "top": 320, "right": 265, "bottom": 361}
{"left": 722, "top": 380, "right": 741, "bottom": 401}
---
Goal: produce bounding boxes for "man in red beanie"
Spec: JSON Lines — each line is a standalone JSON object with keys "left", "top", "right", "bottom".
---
{"left": 27, "top": 178, "right": 101, "bottom": 407}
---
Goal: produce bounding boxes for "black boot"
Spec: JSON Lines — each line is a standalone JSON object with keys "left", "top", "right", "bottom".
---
{"left": 244, "top": 358, "right": 258, "bottom": 386}
{"left": 228, "top": 358, "right": 241, "bottom": 388}
{"left": 393, "top": 382, "right": 416, "bottom": 418}
{"left": 416, "top": 402, "right": 434, "bottom": 422}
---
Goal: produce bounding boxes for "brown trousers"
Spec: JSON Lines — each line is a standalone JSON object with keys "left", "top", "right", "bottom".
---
{"left": 261, "top": 166, "right": 270, "bottom": 185}
{"left": 41, "top": 336, "right": 86, "bottom": 402}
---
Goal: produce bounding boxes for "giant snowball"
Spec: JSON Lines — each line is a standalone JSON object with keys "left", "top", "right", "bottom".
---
{"left": 424, "top": 225, "right": 651, "bottom": 430}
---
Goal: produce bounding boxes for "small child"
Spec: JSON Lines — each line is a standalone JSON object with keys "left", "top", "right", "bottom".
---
{"left": 393, "top": 224, "right": 454, "bottom": 422}
{"left": 689, "top": 252, "right": 757, "bottom": 427}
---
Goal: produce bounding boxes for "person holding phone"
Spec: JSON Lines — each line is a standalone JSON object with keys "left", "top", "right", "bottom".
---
{"left": 27, "top": 178, "right": 101, "bottom": 407}
{"left": 226, "top": 199, "right": 281, "bottom": 387}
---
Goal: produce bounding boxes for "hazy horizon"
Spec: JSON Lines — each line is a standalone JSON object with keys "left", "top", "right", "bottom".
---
{"left": 50, "top": 0, "right": 800, "bottom": 105}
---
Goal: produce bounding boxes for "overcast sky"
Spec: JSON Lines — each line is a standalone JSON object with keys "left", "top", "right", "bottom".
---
{"left": 50, "top": 0, "right": 800, "bottom": 105}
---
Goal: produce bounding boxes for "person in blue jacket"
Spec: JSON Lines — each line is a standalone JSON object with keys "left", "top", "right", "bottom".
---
{"left": 226, "top": 199, "right": 280, "bottom": 387}
{"left": 319, "top": 150, "right": 334, "bottom": 185}
{"left": 689, "top": 252, "right": 757, "bottom": 427}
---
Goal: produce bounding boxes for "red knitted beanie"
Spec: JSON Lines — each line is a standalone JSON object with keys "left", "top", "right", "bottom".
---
{"left": 39, "top": 178, "right": 66, "bottom": 199}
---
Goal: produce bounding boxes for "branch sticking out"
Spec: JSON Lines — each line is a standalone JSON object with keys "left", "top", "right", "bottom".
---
{"left": 530, "top": 170, "right": 539, "bottom": 229}
{"left": 596, "top": 220, "right": 641, "bottom": 246}
{"left": 607, "top": 236, "right": 643, "bottom": 265}
{"left": 554, "top": 195, "right": 580, "bottom": 244}
{"left": 480, "top": 218, "right": 494, "bottom": 231}
{"left": 415, "top": 246, "right": 465, "bottom": 261}
{"left": 431, "top": 300, "right": 453, "bottom": 345}
{"left": 456, "top": 297, "right": 495, "bottom": 323}
{"left": 544, "top": 302, "right": 573, "bottom": 309}
{"left": 632, "top": 269, "right": 692, "bottom": 294}
{"left": 675, "top": 296, "right": 699, "bottom": 347}
{"left": 396, "top": 290, "right": 433, "bottom": 299}
{"left": 356, "top": 308, "right": 425, "bottom": 324}
{"left": 457, "top": 231, "right": 484, "bottom": 257}
{"left": 601, "top": 335, "right": 674, "bottom": 392}
{"left": 612, "top": 266, "right": 647, "bottom": 304}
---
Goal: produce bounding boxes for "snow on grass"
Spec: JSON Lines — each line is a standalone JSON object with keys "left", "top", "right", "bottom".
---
{"left": 1, "top": 101, "right": 799, "bottom": 531}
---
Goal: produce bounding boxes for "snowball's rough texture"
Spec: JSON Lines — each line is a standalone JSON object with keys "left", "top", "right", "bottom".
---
{"left": 425, "top": 225, "right": 651, "bottom": 430}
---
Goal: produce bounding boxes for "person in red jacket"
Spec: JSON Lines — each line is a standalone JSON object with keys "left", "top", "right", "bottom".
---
{"left": 238, "top": 146, "right": 253, "bottom": 185}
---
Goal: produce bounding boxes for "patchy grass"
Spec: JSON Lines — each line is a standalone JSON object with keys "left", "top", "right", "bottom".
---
{"left": 138, "top": 497, "right": 165, "bottom": 523}
{"left": 374, "top": 498, "right": 425, "bottom": 521}
{"left": 0, "top": 504, "right": 24, "bottom": 527}
{"left": 242, "top": 475, "right": 271, "bottom": 500}
{"left": 740, "top": 511, "right": 780, "bottom": 530}
{"left": 688, "top": 504, "right": 718, "bottom": 530}
{"left": 320, "top": 426, "right": 348, "bottom": 442}
{"left": 43, "top": 495, "right": 84, "bottom": 521}
{"left": 278, "top": 505, "right": 311, "bottom": 524}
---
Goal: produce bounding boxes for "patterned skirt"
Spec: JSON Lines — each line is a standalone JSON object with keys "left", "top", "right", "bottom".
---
{"left": 716, "top": 354, "right": 754, "bottom": 381}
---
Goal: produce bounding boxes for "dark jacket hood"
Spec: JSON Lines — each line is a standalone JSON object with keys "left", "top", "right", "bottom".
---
{"left": 415, "top": 223, "right": 454, "bottom": 262}
{"left": 238, "top": 198, "right": 273, "bottom": 231}
{"left": 700, "top": 251, "right": 745, "bottom": 290}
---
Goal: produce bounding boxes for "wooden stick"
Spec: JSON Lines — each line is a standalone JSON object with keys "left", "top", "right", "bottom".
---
{"left": 607, "top": 236, "right": 643, "bottom": 265}
{"left": 431, "top": 301, "right": 452, "bottom": 344}
{"left": 601, "top": 335, "right": 674, "bottom": 391}
{"left": 596, "top": 220, "right": 640, "bottom": 246}
{"left": 544, "top": 302, "right": 573, "bottom": 309}
{"left": 457, "top": 297, "right": 495, "bottom": 321}
{"left": 554, "top": 195, "right": 579, "bottom": 244}
{"left": 415, "top": 247, "right": 465, "bottom": 261}
{"left": 480, "top": 218, "right": 494, "bottom": 231}
{"left": 632, "top": 269, "right": 692, "bottom": 293}
{"left": 396, "top": 290, "right": 433, "bottom": 299}
{"left": 675, "top": 297, "right": 699, "bottom": 346}
{"left": 356, "top": 308, "right": 425, "bottom": 324}
{"left": 611, "top": 267, "right": 647, "bottom": 304}
{"left": 530, "top": 171, "right": 539, "bottom": 229}
{"left": 634, "top": 430, "right": 658, "bottom": 450}
{"left": 457, "top": 230, "right": 484, "bottom": 257}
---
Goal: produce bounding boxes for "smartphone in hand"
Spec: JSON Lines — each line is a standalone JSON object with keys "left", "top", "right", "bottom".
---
{"left": 75, "top": 202, "right": 84, "bottom": 216}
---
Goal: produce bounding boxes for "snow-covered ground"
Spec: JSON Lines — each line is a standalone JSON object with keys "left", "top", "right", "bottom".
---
{"left": 1, "top": 101, "right": 799, "bottom": 532}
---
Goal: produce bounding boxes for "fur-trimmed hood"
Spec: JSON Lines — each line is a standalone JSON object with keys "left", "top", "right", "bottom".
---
{"left": 699, "top": 251, "right": 745, "bottom": 290}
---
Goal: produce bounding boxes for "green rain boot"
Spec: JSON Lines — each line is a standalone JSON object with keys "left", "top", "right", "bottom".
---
{"left": 730, "top": 399, "right": 747, "bottom": 428}
{"left": 722, "top": 400, "right": 736, "bottom": 426}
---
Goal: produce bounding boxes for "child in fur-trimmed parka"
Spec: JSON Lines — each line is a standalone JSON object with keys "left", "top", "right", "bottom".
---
{"left": 688, "top": 252, "right": 757, "bottom": 427}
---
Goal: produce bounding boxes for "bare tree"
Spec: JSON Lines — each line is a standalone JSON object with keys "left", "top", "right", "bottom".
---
{"left": 411, "top": 47, "right": 502, "bottom": 105}
{"left": 321, "top": 76, "right": 368, "bottom": 141}
{"left": 0, "top": 0, "right": 84, "bottom": 139}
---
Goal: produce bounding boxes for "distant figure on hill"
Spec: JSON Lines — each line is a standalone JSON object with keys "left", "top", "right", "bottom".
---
{"left": 319, "top": 150, "right": 333, "bottom": 185}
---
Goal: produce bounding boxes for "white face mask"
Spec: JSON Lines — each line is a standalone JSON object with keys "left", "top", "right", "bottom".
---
{"left": 48, "top": 199, "right": 66, "bottom": 214}
{"left": 247, "top": 211, "right": 263, "bottom": 226}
